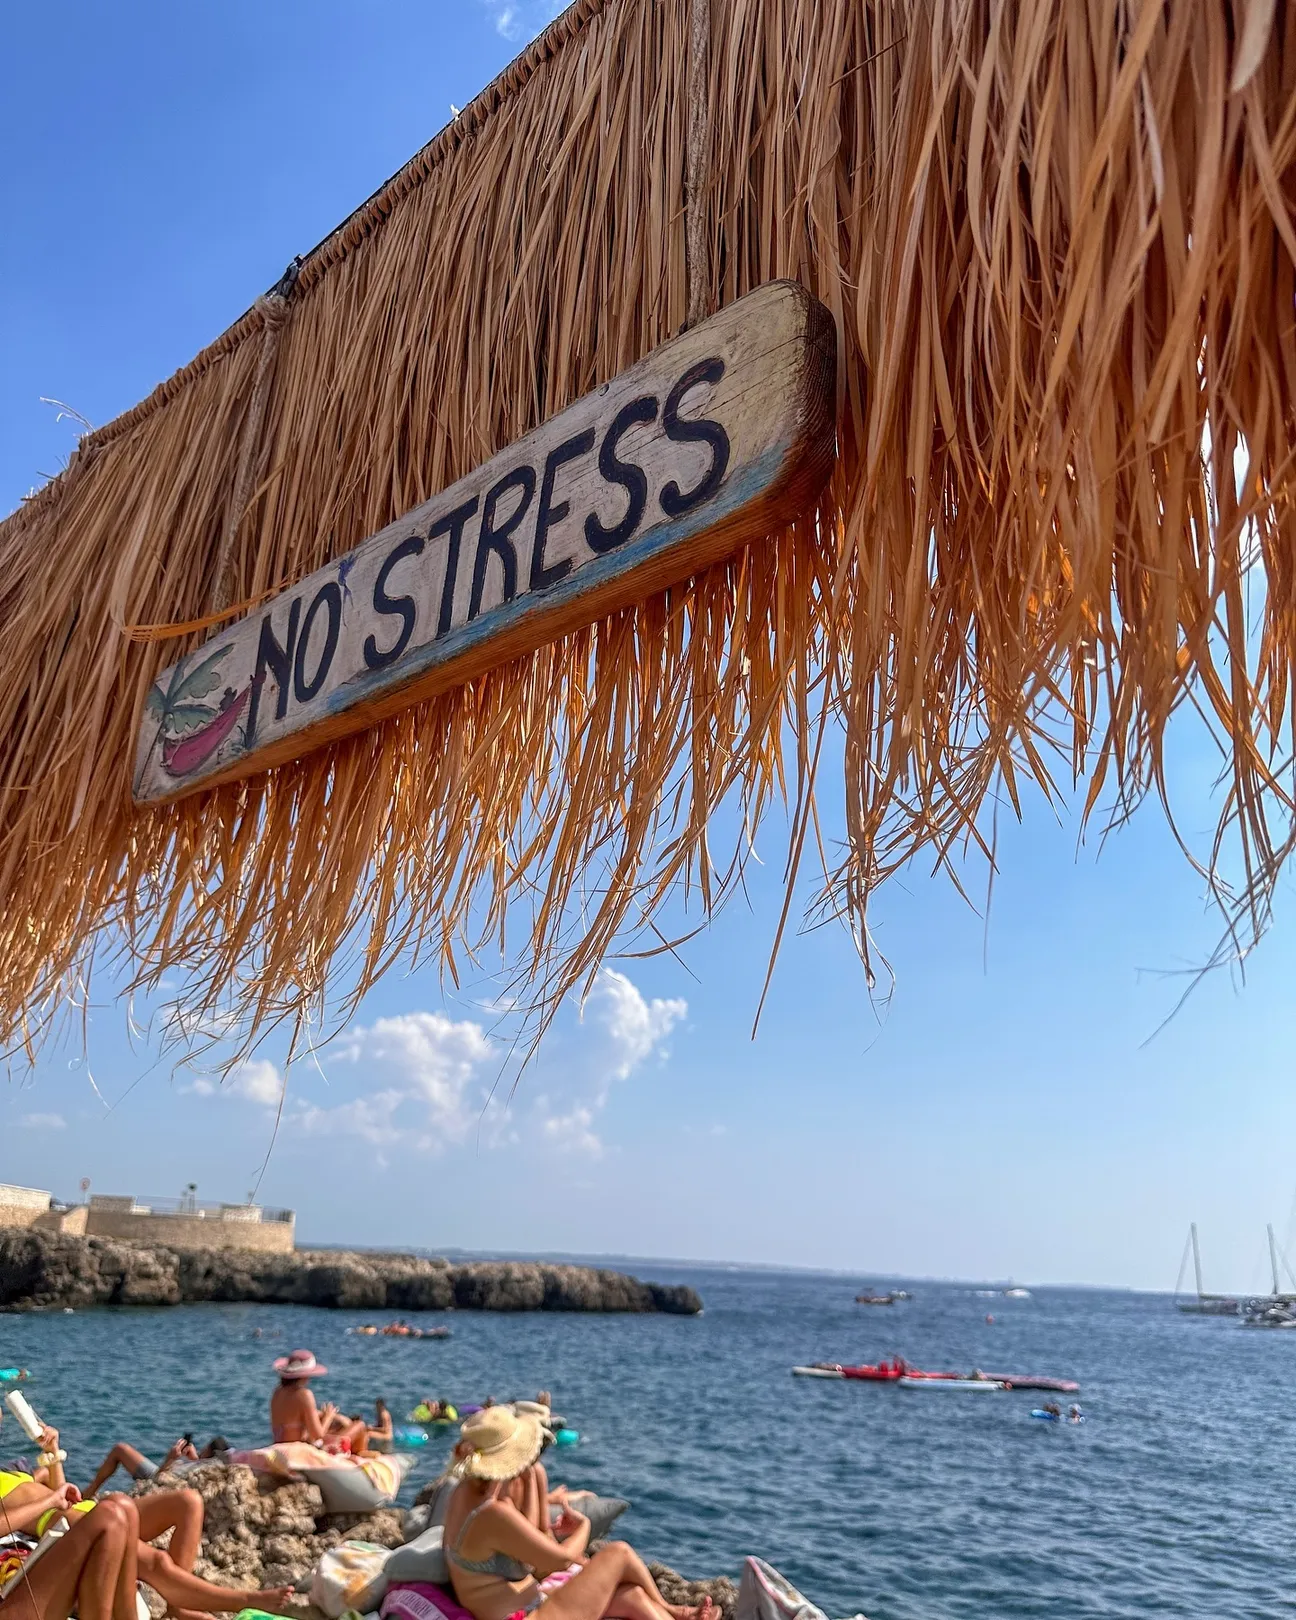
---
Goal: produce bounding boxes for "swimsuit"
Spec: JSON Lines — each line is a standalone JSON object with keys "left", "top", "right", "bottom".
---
{"left": 447, "top": 1504, "right": 580, "bottom": 1620}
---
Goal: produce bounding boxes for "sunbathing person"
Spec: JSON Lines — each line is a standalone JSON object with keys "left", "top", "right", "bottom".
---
{"left": 85, "top": 1438, "right": 229, "bottom": 1498}
{"left": 0, "top": 1475, "right": 285, "bottom": 1616}
{"left": 0, "top": 1429, "right": 288, "bottom": 1618}
{"left": 443, "top": 1409, "right": 718, "bottom": 1620}
{"left": 269, "top": 1351, "right": 367, "bottom": 1454}
{"left": 0, "top": 1490, "right": 140, "bottom": 1620}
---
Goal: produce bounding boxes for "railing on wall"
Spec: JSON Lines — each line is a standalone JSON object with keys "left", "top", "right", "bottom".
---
{"left": 86, "top": 1195, "right": 294, "bottom": 1224}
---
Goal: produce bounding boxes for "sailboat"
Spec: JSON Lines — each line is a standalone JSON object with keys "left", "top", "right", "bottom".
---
{"left": 1241, "top": 1226, "right": 1296, "bottom": 1328}
{"left": 1175, "top": 1224, "right": 1240, "bottom": 1316}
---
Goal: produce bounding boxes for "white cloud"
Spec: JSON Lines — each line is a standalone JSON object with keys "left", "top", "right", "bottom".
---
{"left": 478, "top": 0, "right": 563, "bottom": 44}
{"left": 180, "top": 975, "right": 685, "bottom": 1161}
{"left": 334, "top": 1012, "right": 492, "bottom": 1142}
{"left": 528, "top": 970, "right": 689, "bottom": 1152}
{"left": 20, "top": 1112, "right": 65, "bottom": 1130}
{"left": 296, "top": 1088, "right": 407, "bottom": 1146}
{"left": 541, "top": 1104, "right": 603, "bottom": 1157}
{"left": 185, "top": 1058, "right": 283, "bottom": 1108}
{"left": 286, "top": 1012, "right": 494, "bottom": 1148}
{"left": 583, "top": 969, "right": 687, "bottom": 1079}
{"left": 228, "top": 1059, "right": 284, "bottom": 1108}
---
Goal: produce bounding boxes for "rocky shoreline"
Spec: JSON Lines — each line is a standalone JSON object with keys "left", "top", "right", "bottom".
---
{"left": 0, "top": 1230, "right": 703, "bottom": 1315}
{"left": 132, "top": 1462, "right": 736, "bottom": 1619}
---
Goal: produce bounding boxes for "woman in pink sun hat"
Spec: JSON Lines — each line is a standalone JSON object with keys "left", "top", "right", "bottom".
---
{"left": 269, "top": 1351, "right": 368, "bottom": 1455}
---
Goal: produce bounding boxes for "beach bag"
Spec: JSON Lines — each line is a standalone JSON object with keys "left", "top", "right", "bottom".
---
{"left": 384, "top": 1525, "right": 449, "bottom": 1587}
{"left": 735, "top": 1560, "right": 829, "bottom": 1620}
{"left": 381, "top": 1583, "right": 475, "bottom": 1620}
{"left": 311, "top": 1541, "right": 392, "bottom": 1618}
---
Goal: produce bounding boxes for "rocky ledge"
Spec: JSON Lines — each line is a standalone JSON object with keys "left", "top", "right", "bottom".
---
{"left": 0, "top": 1230, "right": 702, "bottom": 1315}
{"left": 132, "top": 1462, "right": 735, "bottom": 1619}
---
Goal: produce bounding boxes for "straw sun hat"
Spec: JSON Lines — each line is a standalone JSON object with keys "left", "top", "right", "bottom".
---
{"left": 459, "top": 1407, "right": 545, "bottom": 1480}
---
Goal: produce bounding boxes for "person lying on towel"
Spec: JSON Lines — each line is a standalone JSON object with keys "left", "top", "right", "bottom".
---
{"left": 0, "top": 1426, "right": 289, "bottom": 1617}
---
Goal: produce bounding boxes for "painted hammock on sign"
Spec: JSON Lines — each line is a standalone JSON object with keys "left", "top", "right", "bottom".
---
{"left": 132, "top": 283, "right": 834, "bottom": 804}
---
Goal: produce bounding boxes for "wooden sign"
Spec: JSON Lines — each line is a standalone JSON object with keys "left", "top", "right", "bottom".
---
{"left": 133, "top": 280, "right": 836, "bottom": 805}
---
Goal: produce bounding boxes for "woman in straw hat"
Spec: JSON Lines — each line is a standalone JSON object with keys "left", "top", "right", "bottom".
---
{"left": 444, "top": 1409, "right": 718, "bottom": 1620}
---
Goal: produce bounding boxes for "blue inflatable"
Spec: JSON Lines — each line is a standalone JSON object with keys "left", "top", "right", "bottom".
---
{"left": 554, "top": 1428, "right": 579, "bottom": 1447}
{"left": 0, "top": 1370, "right": 28, "bottom": 1384}
{"left": 1030, "top": 1409, "right": 1061, "bottom": 1422}
{"left": 393, "top": 1426, "right": 430, "bottom": 1447}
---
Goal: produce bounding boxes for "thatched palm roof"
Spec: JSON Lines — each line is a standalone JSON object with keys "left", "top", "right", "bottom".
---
{"left": 1, "top": 0, "right": 1293, "bottom": 1055}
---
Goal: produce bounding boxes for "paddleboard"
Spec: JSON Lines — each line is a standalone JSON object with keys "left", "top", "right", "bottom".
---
{"left": 898, "top": 1377, "right": 1006, "bottom": 1392}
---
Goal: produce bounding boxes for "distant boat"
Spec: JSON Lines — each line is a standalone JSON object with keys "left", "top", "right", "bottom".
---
{"left": 1003, "top": 1287, "right": 1031, "bottom": 1299}
{"left": 854, "top": 1291, "right": 898, "bottom": 1305}
{"left": 791, "top": 1364, "right": 845, "bottom": 1378}
{"left": 1241, "top": 1225, "right": 1296, "bottom": 1328}
{"left": 1175, "top": 1224, "right": 1240, "bottom": 1316}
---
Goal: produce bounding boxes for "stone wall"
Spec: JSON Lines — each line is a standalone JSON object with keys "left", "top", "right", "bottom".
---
{"left": 83, "top": 1207, "right": 295, "bottom": 1253}
{"left": 34, "top": 1205, "right": 87, "bottom": 1236}
{"left": 0, "top": 1184, "right": 51, "bottom": 1230}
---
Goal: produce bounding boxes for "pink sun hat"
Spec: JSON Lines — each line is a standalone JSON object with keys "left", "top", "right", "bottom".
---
{"left": 273, "top": 1348, "right": 329, "bottom": 1379}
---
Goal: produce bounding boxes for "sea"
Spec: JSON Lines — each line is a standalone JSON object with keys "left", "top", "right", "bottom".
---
{"left": 0, "top": 1265, "right": 1288, "bottom": 1619}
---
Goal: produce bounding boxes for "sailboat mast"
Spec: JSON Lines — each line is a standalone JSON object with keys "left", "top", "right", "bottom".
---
{"left": 1269, "top": 1224, "right": 1280, "bottom": 1296}
{"left": 1192, "top": 1222, "right": 1204, "bottom": 1298}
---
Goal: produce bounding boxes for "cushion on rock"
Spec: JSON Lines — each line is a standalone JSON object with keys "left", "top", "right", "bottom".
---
{"left": 553, "top": 1492, "right": 629, "bottom": 1541}
{"left": 296, "top": 1453, "right": 413, "bottom": 1513}
{"left": 384, "top": 1525, "right": 449, "bottom": 1587}
{"left": 400, "top": 1504, "right": 433, "bottom": 1544}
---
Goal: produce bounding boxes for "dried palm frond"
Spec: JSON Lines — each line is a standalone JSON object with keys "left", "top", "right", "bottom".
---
{"left": 0, "top": 0, "right": 1294, "bottom": 1060}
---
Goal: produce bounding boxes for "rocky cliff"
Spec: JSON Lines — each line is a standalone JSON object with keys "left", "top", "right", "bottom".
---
{"left": 0, "top": 1230, "right": 702, "bottom": 1314}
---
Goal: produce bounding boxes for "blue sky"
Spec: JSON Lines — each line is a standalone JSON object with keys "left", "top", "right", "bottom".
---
{"left": 3, "top": 0, "right": 1294, "bottom": 1294}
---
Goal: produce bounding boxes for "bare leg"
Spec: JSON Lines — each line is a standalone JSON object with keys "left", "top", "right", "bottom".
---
{"left": 86, "top": 1445, "right": 152, "bottom": 1499}
{"left": 110, "top": 1504, "right": 141, "bottom": 1620}
{"left": 604, "top": 1586, "right": 674, "bottom": 1620}
{"left": 136, "top": 1491, "right": 203, "bottom": 1574}
{"left": 135, "top": 1547, "right": 291, "bottom": 1614}
{"left": 539, "top": 1544, "right": 690, "bottom": 1620}
{"left": 0, "top": 1496, "right": 134, "bottom": 1620}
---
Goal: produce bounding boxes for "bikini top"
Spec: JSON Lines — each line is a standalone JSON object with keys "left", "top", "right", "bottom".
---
{"left": 447, "top": 1502, "right": 531, "bottom": 1581}
{"left": 0, "top": 1471, "right": 31, "bottom": 1501}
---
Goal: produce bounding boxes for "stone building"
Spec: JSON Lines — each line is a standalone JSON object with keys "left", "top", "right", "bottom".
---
{"left": 84, "top": 1195, "right": 296, "bottom": 1253}
{"left": 0, "top": 1184, "right": 293, "bottom": 1252}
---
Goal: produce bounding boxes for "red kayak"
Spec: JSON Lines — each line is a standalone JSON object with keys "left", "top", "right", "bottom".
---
{"left": 840, "top": 1360, "right": 961, "bottom": 1382}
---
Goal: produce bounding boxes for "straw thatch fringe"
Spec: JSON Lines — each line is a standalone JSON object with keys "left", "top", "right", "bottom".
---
{"left": 0, "top": 0, "right": 1294, "bottom": 1060}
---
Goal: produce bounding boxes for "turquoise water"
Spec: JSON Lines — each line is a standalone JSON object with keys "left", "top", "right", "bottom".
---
{"left": 0, "top": 1266, "right": 1289, "bottom": 1618}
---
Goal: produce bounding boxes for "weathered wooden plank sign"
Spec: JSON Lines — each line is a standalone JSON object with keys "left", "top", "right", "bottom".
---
{"left": 133, "top": 280, "right": 836, "bottom": 804}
